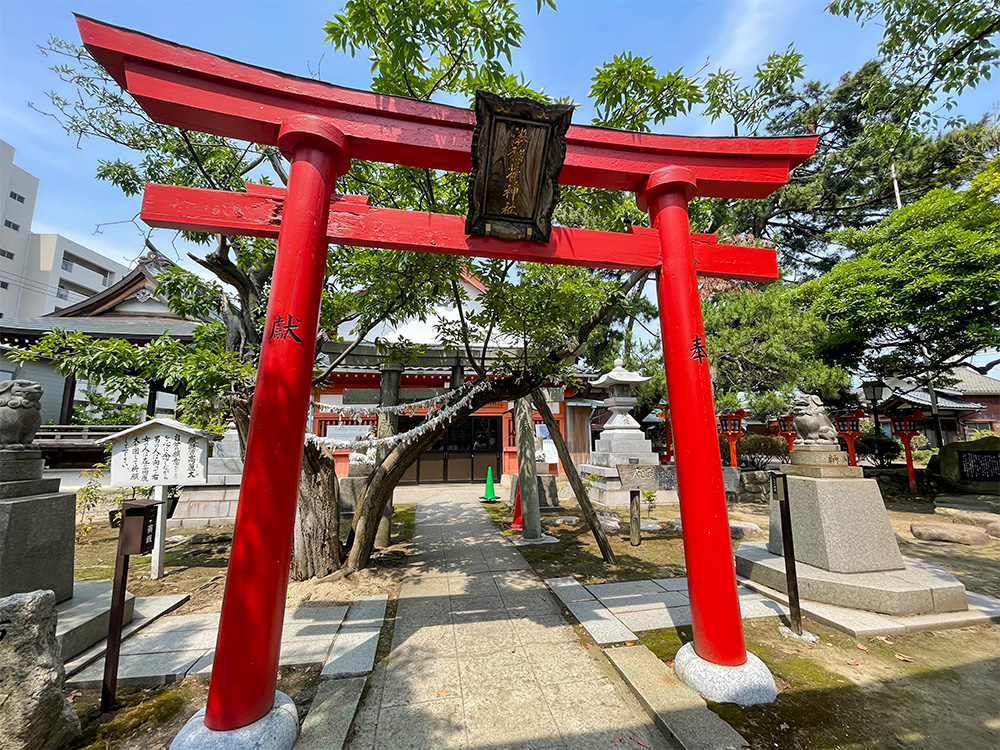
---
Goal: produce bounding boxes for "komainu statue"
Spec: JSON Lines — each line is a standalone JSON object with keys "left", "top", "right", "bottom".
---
{"left": 791, "top": 393, "right": 839, "bottom": 446}
{"left": 0, "top": 380, "right": 44, "bottom": 450}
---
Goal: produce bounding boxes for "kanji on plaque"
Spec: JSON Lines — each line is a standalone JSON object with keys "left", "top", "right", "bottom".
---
{"left": 103, "top": 418, "right": 217, "bottom": 487}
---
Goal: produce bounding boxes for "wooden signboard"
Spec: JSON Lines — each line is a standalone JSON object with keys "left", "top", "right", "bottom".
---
{"left": 105, "top": 418, "right": 214, "bottom": 487}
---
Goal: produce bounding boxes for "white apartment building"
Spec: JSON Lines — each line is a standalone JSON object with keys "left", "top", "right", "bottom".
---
{"left": 0, "top": 140, "right": 128, "bottom": 319}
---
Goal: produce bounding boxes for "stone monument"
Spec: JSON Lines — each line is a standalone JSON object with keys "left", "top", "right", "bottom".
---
{"left": 0, "top": 380, "right": 75, "bottom": 602}
{"left": 736, "top": 394, "right": 970, "bottom": 617}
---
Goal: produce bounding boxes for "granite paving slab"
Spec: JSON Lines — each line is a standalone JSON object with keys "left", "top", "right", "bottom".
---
{"left": 322, "top": 595, "right": 387, "bottom": 678}
{"left": 596, "top": 591, "right": 690, "bottom": 614}
{"left": 563, "top": 598, "right": 638, "bottom": 644}
{"left": 586, "top": 580, "right": 666, "bottom": 599}
{"left": 69, "top": 648, "right": 209, "bottom": 689}
{"left": 545, "top": 576, "right": 596, "bottom": 603}
{"left": 653, "top": 577, "right": 688, "bottom": 592}
{"left": 616, "top": 606, "right": 693, "bottom": 632}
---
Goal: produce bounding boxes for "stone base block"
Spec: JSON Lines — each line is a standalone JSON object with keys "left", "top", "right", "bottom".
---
{"left": 783, "top": 464, "right": 864, "bottom": 479}
{"left": 170, "top": 691, "right": 298, "bottom": 750}
{"left": 207, "top": 457, "right": 244, "bottom": 474}
{"left": 509, "top": 474, "right": 562, "bottom": 510}
{"left": 56, "top": 580, "right": 135, "bottom": 661}
{"left": 736, "top": 541, "right": 967, "bottom": 616}
{"left": 673, "top": 642, "right": 777, "bottom": 706}
{"left": 768, "top": 475, "right": 904, "bottom": 573}
{"left": 174, "top": 486, "right": 240, "bottom": 527}
{"left": 0, "top": 476, "right": 61, "bottom": 500}
{"left": 790, "top": 448, "right": 848, "bottom": 465}
{"left": 0, "top": 491, "right": 75, "bottom": 602}
{"left": 0, "top": 451, "right": 45, "bottom": 481}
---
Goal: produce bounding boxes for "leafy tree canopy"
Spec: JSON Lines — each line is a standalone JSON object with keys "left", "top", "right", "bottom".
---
{"left": 702, "top": 281, "right": 849, "bottom": 412}
{"left": 806, "top": 156, "right": 1000, "bottom": 380}
{"left": 828, "top": 0, "right": 1000, "bottom": 126}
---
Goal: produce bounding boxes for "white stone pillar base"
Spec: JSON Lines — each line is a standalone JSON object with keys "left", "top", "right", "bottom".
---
{"left": 170, "top": 692, "right": 298, "bottom": 750}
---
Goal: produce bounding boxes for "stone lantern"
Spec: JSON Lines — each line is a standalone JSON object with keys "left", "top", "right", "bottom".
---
{"left": 589, "top": 359, "right": 654, "bottom": 465}
{"left": 579, "top": 359, "right": 663, "bottom": 508}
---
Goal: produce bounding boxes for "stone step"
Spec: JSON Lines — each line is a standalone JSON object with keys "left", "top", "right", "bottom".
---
{"left": 0, "top": 455, "right": 44, "bottom": 481}
{"left": 64, "top": 593, "right": 190, "bottom": 677}
{"left": 56, "top": 580, "right": 136, "bottom": 661}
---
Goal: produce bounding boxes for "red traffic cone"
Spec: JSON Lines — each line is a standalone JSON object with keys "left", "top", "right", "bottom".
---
{"left": 510, "top": 485, "right": 523, "bottom": 530}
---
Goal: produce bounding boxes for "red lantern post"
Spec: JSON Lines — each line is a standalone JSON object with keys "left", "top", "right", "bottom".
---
{"left": 718, "top": 409, "right": 748, "bottom": 468}
{"left": 657, "top": 410, "right": 673, "bottom": 463}
{"left": 891, "top": 410, "right": 925, "bottom": 494}
{"left": 834, "top": 409, "right": 866, "bottom": 467}
{"left": 771, "top": 414, "right": 797, "bottom": 452}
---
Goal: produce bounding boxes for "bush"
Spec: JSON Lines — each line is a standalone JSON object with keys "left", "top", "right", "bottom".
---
{"left": 912, "top": 448, "right": 939, "bottom": 464}
{"left": 967, "top": 429, "right": 998, "bottom": 441}
{"left": 855, "top": 434, "right": 903, "bottom": 467}
{"left": 736, "top": 434, "right": 789, "bottom": 470}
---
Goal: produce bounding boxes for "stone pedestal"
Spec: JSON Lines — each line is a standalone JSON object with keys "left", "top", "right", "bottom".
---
{"left": 737, "top": 445, "right": 973, "bottom": 618}
{"left": 0, "top": 451, "right": 75, "bottom": 603}
{"left": 767, "top": 449, "right": 904, "bottom": 573}
{"left": 508, "top": 474, "right": 562, "bottom": 511}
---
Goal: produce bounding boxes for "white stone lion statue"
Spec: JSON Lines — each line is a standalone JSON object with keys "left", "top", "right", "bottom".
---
{"left": 0, "top": 379, "right": 44, "bottom": 450}
{"left": 791, "top": 394, "right": 838, "bottom": 446}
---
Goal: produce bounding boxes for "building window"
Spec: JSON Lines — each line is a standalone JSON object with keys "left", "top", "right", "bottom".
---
{"left": 0, "top": 249, "right": 13, "bottom": 260}
{"left": 3, "top": 220, "right": 20, "bottom": 232}
{"left": 56, "top": 288, "right": 69, "bottom": 300}
{"left": 0, "top": 281, "right": 7, "bottom": 289}
{"left": 9, "top": 191, "right": 25, "bottom": 203}
{"left": 62, "top": 258, "right": 74, "bottom": 272}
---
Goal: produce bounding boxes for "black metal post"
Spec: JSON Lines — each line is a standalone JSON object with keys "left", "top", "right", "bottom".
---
{"left": 629, "top": 489, "right": 641, "bottom": 546}
{"left": 772, "top": 471, "right": 802, "bottom": 635}
{"left": 101, "top": 543, "right": 131, "bottom": 712}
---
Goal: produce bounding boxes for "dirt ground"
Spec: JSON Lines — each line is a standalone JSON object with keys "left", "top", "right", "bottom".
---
{"left": 642, "top": 620, "right": 1000, "bottom": 750}
{"left": 73, "top": 505, "right": 417, "bottom": 615}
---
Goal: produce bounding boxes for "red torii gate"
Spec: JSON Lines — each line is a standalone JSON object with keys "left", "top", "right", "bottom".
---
{"left": 77, "top": 15, "right": 817, "bottom": 732}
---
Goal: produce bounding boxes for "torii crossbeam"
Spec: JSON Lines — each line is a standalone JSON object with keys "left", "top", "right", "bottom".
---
{"left": 76, "top": 15, "right": 817, "bottom": 734}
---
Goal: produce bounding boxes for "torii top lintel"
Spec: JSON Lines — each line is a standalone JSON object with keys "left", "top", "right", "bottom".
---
{"left": 75, "top": 15, "right": 817, "bottom": 199}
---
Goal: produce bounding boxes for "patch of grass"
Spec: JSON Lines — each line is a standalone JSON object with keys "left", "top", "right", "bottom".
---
{"left": 392, "top": 504, "right": 417, "bottom": 544}
{"left": 640, "top": 620, "right": 1000, "bottom": 750}
{"left": 70, "top": 681, "right": 203, "bottom": 750}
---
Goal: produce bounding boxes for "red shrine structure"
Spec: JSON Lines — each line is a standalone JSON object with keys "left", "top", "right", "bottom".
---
{"left": 76, "top": 15, "right": 817, "bottom": 732}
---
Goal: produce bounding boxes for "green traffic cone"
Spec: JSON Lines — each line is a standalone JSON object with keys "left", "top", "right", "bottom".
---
{"left": 480, "top": 466, "right": 500, "bottom": 502}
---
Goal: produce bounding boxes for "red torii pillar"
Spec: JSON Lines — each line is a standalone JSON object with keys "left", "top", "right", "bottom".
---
{"left": 74, "top": 15, "right": 812, "bottom": 735}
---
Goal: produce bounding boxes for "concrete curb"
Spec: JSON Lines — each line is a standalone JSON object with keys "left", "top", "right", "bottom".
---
{"left": 606, "top": 644, "right": 749, "bottom": 750}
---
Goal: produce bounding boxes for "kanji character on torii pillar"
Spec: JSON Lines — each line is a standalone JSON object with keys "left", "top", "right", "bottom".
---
{"left": 75, "top": 15, "right": 817, "bottom": 746}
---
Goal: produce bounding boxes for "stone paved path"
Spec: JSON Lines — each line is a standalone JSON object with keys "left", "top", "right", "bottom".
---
{"left": 345, "top": 487, "right": 672, "bottom": 750}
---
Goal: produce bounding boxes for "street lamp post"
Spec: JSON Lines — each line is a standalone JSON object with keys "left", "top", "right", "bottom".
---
{"left": 861, "top": 379, "right": 889, "bottom": 436}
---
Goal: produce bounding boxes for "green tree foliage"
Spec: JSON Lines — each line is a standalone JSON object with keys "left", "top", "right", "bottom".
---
{"left": 828, "top": 0, "right": 1000, "bottom": 126}
{"left": 806, "top": 157, "right": 1000, "bottom": 380}
{"left": 701, "top": 281, "right": 849, "bottom": 409}
{"left": 736, "top": 433, "right": 790, "bottom": 469}
{"left": 714, "top": 64, "right": 999, "bottom": 274}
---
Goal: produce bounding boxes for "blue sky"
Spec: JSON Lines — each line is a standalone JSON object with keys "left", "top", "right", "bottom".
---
{"left": 1, "top": 0, "right": 997, "bottom": 273}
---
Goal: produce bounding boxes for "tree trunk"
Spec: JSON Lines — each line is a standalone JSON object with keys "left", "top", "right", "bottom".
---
{"left": 347, "top": 377, "right": 532, "bottom": 572}
{"left": 515, "top": 397, "right": 542, "bottom": 540}
{"left": 291, "top": 441, "right": 342, "bottom": 580}
{"left": 375, "top": 363, "right": 403, "bottom": 548}
{"left": 531, "top": 390, "right": 617, "bottom": 564}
